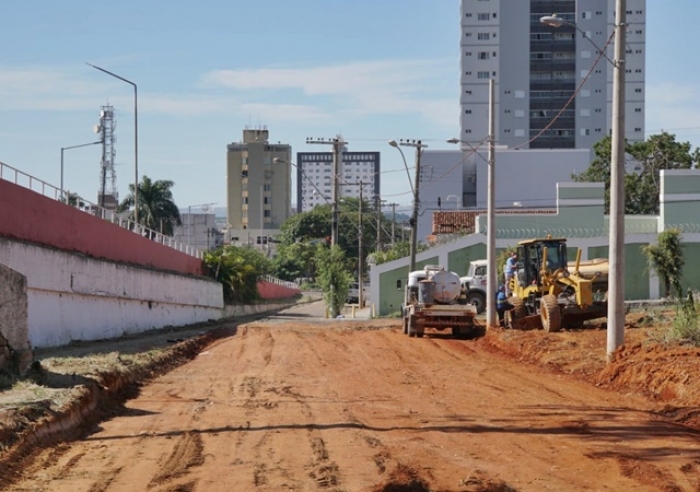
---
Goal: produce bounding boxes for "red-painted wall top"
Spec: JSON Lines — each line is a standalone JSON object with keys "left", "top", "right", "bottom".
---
{"left": 0, "top": 180, "right": 205, "bottom": 276}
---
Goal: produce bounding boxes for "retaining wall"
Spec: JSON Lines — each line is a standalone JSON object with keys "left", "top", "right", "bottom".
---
{"left": 257, "top": 280, "right": 301, "bottom": 299}
{"left": 0, "top": 238, "right": 223, "bottom": 348}
{"left": 0, "top": 179, "right": 204, "bottom": 276}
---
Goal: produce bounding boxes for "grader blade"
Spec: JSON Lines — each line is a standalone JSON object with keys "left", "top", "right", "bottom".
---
{"left": 508, "top": 313, "right": 542, "bottom": 330}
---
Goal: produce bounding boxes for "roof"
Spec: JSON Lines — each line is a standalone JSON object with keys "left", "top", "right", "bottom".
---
{"left": 517, "top": 237, "right": 567, "bottom": 246}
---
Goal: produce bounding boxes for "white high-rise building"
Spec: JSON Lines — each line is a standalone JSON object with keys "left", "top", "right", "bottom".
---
{"left": 460, "top": 0, "right": 645, "bottom": 149}
{"left": 296, "top": 151, "right": 380, "bottom": 213}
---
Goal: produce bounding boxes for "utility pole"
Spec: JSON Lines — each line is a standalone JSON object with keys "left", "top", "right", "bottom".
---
{"left": 358, "top": 182, "right": 364, "bottom": 308}
{"left": 400, "top": 140, "right": 427, "bottom": 273}
{"left": 375, "top": 195, "right": 385, "bottom": 253}
{"left": 607, "top": 0, "right": 627, "bottom": 360}
{"left": 390, "top": 204, "right": 397, "bottom": 247}
{"left": 486, "top": 79, "right": 497, "bottom": 329}
{"left": 306, "top": 136, "right": 345, "bottom": 246}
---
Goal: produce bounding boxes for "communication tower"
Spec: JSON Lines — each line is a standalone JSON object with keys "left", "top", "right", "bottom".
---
{"left": 95, "top": 105, "right": 118, "bottom": 209}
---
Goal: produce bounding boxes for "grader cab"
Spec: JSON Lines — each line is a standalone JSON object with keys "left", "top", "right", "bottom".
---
{"left": 507, "top": 237, "right": 607, "bottom": 332}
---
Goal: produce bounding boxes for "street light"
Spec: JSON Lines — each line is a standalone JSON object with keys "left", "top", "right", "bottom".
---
{"left": 541, "top": 3, "right": 626, "bottom": 360}
{"left": 60, "top": 140, "right": 102, "bottom": 201}
{"left": 447, "top": 80, "right": 497, "bottom": 327}
{"left": 388, "top": 140, "right": 427, "bottom": 274}
{"left": 86, "top": 63, "right": 139, "bottom": 224}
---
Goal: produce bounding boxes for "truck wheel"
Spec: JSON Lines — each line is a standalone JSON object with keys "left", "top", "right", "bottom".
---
{"left": 467, "top": 291, "right": 486, "bottom": 314}
{"left": 541, "top": 294, "right": 562, "bottom": 332}
{"left": 408, "top": 315, "right": 417, "bottom": 337}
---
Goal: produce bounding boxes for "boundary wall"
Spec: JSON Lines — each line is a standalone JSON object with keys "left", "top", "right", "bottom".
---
{"left": 0, "top": 238, "right": 223, "bottom": 348}
{"left": 0, "top": 179, "right": 204, "bottom": 276}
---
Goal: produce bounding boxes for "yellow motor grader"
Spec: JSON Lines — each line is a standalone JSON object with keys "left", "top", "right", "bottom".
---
{"left": 507, "top": 237, "right": 608, "bottom": 332}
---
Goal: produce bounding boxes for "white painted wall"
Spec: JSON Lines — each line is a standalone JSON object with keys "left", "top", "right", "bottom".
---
{"left": 0, "top": 238, "right": 223, "bottom": 348}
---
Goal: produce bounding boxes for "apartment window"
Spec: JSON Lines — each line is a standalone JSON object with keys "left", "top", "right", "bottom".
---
{"left": 514, "top": 129, "right": 525, "bottom": 137}
{"left": 478, "top": 32, "right": 490, "bottom": 40}
{"left": 465, "top": 110, "right": 472, "bottom": 114}
{"left": 635, "top": 88, "right": 642, "bottom": 93}
{"left": 504, "top": 109, "right": 511, "bottom": 114}
{"left": 465, "top": 71, "right": 472, "bottom": 76}
{"left": 581, "top": 89, "right": 591, "bottom": 97}
{"left": 477, "top": 71, "right": 490, "bottom": 79}
{"left": 478, "top": 52, "right": 489, "bottom": 60}
{"left": 515, "top": 90, "right": 525, "bottom": 98}
{"left": 465, "top": 129, "right": 472, "bottom": 134}
{"left": 580, "top": 129, "right": 590, "bottom": 136}
{"left": 581, "top": 11, "right": 591, "bottom": 19}
{"left": 580, "top": 109, "right": 590, "bottom": 117}
{"left": 477, "top": 13, "right": 490, "bottom": 21}
{"left": 465, "top": 13, "right": 472, "bottom": 17}
{"left": 515, "top": 109, "right": 525, "bottom": 117}
{"left": 635, "top": 108, "right": 642, "bottom": 113}
{"left": 635, "top": 128, "right": 642, "bottom": 132}
{"left": 595, "top": 108, "right": 602, "bottom": 113}
{"left": 465, "top": 52, "right": 472, "bottom": 56}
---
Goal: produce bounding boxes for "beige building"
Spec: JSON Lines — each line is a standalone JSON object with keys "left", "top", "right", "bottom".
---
{"left": 226, "top": 128, "right": 292, "bottom": 246}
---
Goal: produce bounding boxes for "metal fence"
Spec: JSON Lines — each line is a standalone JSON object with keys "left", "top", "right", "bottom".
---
{"left": 0, "top": 160, "right": 204, "bottom": 259}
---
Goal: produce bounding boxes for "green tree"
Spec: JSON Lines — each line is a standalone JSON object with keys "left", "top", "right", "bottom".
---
{"left": 118, "top": 176, "right": 181, "bottom": 235}
{"left": 573, "top": 132, "right": 700, "bottom": 214}
{"left": 369, "top": 241, "right": 429, "bottom": 266}
{"left": 315, "top": 244, "right": 352, "bottom": 317}
{"left": 641, "top": 228, "right": 685, "bottom": 299}
{"left": 203, "top": 245, "right": 271, "bottom": 303}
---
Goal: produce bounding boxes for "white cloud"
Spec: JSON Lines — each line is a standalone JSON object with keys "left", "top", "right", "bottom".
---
{"left": 0, "top": 59, "right": 458, "bottom": 128}
{"left": 200, "top": 59, "right": 457, "bottom": 125}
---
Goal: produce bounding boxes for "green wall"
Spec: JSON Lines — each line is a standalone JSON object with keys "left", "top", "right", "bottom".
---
{"left": 447, "top": 243, "right": 487, "bottom": 277}
{"left": 682, "top": 243, "right": 700, "bottom": 294}
{"left": 378, "top": 256, "right": 438, "bottom": 316}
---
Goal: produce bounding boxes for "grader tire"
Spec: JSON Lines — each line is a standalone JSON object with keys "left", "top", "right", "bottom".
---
{"left": 508, "top": 296, "right": 527, "bottom": 323}
{"left": 541, "top": 294, "right": 562, "bottom": 333}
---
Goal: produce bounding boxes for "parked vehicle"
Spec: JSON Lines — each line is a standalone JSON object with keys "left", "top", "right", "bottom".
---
{"left": 400, "top": 265, "right": 478, "bottom": 339}
{"left": 346, "top": 282, "right": 369, "bottom": 304}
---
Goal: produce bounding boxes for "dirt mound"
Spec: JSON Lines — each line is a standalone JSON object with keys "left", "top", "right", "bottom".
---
{"left": 371, "top": 464, "right": 431, "bottom": 492}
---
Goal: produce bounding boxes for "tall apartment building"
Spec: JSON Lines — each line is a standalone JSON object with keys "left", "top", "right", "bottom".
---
{"left": 296, "top": 151, "right": 380, "bottom": 213}
{"left": 226, "top": 128, "right": 291, "bottom": 236}
{"left": 460, "top": 0, "right": 645, "bottom": 149}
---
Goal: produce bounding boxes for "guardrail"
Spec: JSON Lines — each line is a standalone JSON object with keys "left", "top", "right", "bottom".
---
{"left": 260, "top": 274, "right": 300, "bottom": 290}
{"left": 0, "top": 160, "right": 203, "bottom": 259}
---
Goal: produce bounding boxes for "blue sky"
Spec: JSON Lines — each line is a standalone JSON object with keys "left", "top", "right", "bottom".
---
{"left": 1, "top": 1, "right": 699, "bottom": 215}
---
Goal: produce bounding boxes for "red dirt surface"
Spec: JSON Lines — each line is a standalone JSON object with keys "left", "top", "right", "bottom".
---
{"left": 3, "top": 304, "right": 700, "bottom": 491}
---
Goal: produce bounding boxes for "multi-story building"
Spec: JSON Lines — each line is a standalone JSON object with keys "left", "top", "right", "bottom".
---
{"left": 225, "top": 128, "right": 291, "bottom": 246}
{"left": 296, "top": 151, "right": 380, "bottom": 213}
{"left": 460, "top": 0, "right": 645, "bottom": 149}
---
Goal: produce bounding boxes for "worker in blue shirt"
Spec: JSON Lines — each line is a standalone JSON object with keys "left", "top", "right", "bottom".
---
{"left": 504, "top": 251, "right": 518, "bottom": 296}
{"left": 496, "top": 285, "right": 514, "bottom": 327}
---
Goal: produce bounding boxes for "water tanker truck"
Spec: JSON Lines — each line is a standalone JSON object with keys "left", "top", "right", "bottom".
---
{"left": 400, "top": 265, "right": 478, "bottom": 339}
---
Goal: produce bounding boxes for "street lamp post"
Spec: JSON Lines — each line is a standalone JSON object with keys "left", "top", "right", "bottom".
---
{"left": 87, "top": 63, "right": 139, "bottom": 224}
{"left": 447, "top": 79, "right": 496, "bottom": 327}
{"left": 388, "top": 139, "right": 427, "bottom": 273}
{"left": 541, "top": 2, "right": 626, "bottom": 359}
{"left": 60, "top": 140, "right": 102, "bottom": 201}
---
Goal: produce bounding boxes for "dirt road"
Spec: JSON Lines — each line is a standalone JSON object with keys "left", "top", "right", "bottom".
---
{"left": 8, "top": 302, "right": 700, "bottom": 491}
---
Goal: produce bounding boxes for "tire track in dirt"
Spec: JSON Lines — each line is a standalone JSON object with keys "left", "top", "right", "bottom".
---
{"left": 148, "top": 431, "right": 204, "bottom": 489}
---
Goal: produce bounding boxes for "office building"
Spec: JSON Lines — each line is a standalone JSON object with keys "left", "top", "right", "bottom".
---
{"left": 226, "top": 128, "right": 291, "bottom": 245}
{"left": 460, "top": 0, "right": 645, "bottom": 149}
{"left": 296, "top": 151, "right": 380, "bottom": 213}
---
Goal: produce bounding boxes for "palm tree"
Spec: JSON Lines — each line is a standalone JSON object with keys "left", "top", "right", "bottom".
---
{"left": 119, "top": 176, "right": 181, "bottom": 235}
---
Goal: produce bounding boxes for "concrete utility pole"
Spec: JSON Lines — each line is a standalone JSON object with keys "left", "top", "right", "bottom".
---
{"left": 307, "top": 136, "right": 345, "bottom": 246}
{"left": 375, "top": 195, "right": 385, "bottom": 253}
{"left": 486, "top": 79, "right": 497, "bottom": 329}
{"left": 607, "top": 0, "right": 627, "bottom": 359}
{"left": 358, "top": 182, "right": 364, "bottom": 308}
{"left": 388, "top": 139, "right": 427, "bottom": 273}
{"left": 392, "top": 205, "right": 398, "bottom": 246}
